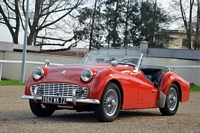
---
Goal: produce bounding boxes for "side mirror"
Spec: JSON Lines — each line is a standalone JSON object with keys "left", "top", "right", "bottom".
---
{"left": 111, "top": 60, "right": 118, "bottom": 67}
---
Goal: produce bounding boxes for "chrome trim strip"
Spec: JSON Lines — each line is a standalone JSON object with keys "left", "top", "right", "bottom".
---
{"left": 72, "top": 89, "right": 77, "bottom": 105}
{"left": 33, "top": 87, "right": 38, "bottom": 103}
{"left": 158, "top": 91, "right": 166, "bottom": 108}
{"left": 57, "top": 105, "right": 74, "bottom": 109}
{"left": 22, "top": 95, "right": 41, "bottom": 99}
{"left": 21, "top": 95, "right": 100, "bottom": 104}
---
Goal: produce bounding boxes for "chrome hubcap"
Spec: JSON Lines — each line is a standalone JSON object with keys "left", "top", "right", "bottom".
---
{"left": 103, "top": 89, "right": 118, "bottom": 116}
{"left": 167, "top": 87, "right": 178, "bottom": 111}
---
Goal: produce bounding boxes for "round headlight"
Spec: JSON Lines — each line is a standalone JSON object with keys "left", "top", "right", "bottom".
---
{"left": 32, "top": 67, "right": 44, "bottom": 80}
{"left": 81, "top": 68, "right": 93, "bottom": 82}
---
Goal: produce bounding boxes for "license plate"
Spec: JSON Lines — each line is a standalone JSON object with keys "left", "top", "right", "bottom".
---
{"left": 42, "top": 96, "right": 67, "bottom": 104}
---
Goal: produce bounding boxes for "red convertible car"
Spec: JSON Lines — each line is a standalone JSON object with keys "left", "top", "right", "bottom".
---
{"left": 22, "top": 48, "right": 190, "bottom": 122}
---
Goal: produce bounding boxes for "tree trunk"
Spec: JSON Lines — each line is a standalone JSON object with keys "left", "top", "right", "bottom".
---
{"left": 89, "top": 0, "right": 97, "bottom": 50}
{"left": 123, "top": 0, "right": 130, "bottom": 47}
{"left": 195, "top": 0, "right": 200, "bottom": 50}
{"left": 187, "top": 0, "right": 194, "bottom": 49}
{"left": 152, "top": 0, "right": 157, "bottom": 43}
{"left": 180, "top": 0, "right": 194, "bottom": 49}
{"left": 113, "top": 0, "right": 119, "bottom": 47}
{"left": 186, "top": 31, "right": 192, "bottom": 49}
{"left": 0, "top": 0, "right": 20, "bottom": 44}
{"left": 27, "top": 31, "right": 37, "bottom": 46}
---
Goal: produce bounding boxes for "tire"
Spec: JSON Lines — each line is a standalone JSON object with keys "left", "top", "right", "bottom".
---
{"left": 94, "top": 82, "right": 121, "bottom": 122}
{"left": 29, "top": 100, "right": 55, "bottom": 117}
{"left": 159, "top": 84, "right": 179, "bottom": 116}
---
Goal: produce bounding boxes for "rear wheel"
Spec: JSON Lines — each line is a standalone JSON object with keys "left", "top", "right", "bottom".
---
{"left": 159, "top": 84, "right": 179, "bottom": 115}
{"left": 29, "top": 100, "right": 55, "bottom": 117}
{"left": 94, "top": 82, "right": 121, "bottom": 122}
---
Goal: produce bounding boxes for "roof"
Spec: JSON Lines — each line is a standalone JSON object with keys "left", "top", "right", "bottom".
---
{"left": 0, "top": 41, "right": 14, "bottom": 51}
{"left": 0, "top": 41, "right": 40, "bottom": 52}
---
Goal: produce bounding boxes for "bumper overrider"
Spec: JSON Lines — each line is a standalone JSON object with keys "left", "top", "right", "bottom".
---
{"left": 21, "top": 87, "right": 100, "bottom": 105}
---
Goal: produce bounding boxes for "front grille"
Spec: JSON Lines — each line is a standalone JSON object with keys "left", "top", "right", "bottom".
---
{"left": 31, "top": 83, "right": 88, "bottom": 98}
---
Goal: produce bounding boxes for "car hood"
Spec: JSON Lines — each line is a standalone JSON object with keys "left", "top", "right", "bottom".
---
{"left": 29, "top": 63, "right": 134, "bottom": 86}
{"left": 45, "top": 63, "right": 133, "bottom": 79}
{"left": 46, "top": 64, "right": 106, "bottom": 79}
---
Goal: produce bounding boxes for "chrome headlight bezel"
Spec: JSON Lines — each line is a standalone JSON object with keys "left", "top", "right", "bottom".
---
{"left": 81, "top": 68, "right": 93, "bottom": 82}
{"left": 32, "top": 67, "right": 44, "bottom": 80}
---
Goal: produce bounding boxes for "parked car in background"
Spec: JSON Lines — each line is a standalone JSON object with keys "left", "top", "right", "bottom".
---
{"left": 22, "top": 48, "right": 190, "bottom": 122}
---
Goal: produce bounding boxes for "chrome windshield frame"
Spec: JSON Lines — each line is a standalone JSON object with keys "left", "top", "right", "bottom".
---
{"left": 81, "top": 48, "right": 143, "bottom": 67}
{"left": 133, "top": 52, "right": 143, "bottom": 73}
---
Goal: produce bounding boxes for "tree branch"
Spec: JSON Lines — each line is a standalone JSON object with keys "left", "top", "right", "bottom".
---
{"left": 0, "top": 4, "right": 15, "bottom": 39}
{"left": 38, "top": 0, "right": 83, "bottom": 30}
{"left": 180, "top": 0, "right": 188, "bottom": 30}
{"left": 37, "top": 36, "right": 74, "bottom": 42}
{"left": 3, "top": 0, "right": 15, "bottom": 12}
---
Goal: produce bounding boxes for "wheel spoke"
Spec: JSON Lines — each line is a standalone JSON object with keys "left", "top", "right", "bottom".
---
{"left": 167, "top": 87, "right": 178, "bottom": 111}
{"left": 103, "top": 89, "right": 118, "bottom": 116}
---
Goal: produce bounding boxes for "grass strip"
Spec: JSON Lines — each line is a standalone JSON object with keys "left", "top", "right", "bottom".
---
{"left": 0, "top": 79, "right": 200, "bottom": 91}
{"left": 0, "top": 78, "right": 25, "bottom": 86}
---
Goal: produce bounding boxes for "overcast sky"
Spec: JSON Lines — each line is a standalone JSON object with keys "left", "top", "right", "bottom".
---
{"left": 0, "top": 0, "right": 176, "bottom": 47}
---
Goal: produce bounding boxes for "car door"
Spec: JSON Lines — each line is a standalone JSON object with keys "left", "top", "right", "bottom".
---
{"left": 135, "top": 72, "right": 159, "bottom": 108}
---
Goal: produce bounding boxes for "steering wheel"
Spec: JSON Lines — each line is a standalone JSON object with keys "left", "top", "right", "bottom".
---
{"left": 120, "top": 59, "right": 131, "bottom": 63}
{"left": 120, "top": 59, "right": 137, "bottom": 67}
{"left": 105, "top": 57, "right": 116, "bottom": 63}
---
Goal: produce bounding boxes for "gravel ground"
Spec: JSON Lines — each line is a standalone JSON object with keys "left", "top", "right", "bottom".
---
{"left": 0, "top": 86, "right": 200, "bottom": 133}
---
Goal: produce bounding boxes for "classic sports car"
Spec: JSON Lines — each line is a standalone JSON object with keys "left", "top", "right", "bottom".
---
{"left": 22, "top": 48, "right": 190, "bottom": 122}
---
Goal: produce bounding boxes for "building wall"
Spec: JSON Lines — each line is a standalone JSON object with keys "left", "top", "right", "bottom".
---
{"left": 1, "top": 51, "right": 82, "bottom": 80}
{"left": 0, "top": 51, "right": 200, "bottom": 85}
{"left": 157, "top": 30, "right": 195, "bottom": 49}
{"left": 167, "top": 38, "right": 183, "bottom": 48}
{"left": 148, "top": 48, "right": 200, "bottom": 60}
{"left": 0, "top": 52, "right": 3, "bottom": 60}
{"left": 143, "top": 57, "right": 199, "bottom": 85}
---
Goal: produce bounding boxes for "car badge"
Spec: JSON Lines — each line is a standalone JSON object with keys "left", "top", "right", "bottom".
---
{"left": 60, "top": 70, "right": 66, "bottom": 75}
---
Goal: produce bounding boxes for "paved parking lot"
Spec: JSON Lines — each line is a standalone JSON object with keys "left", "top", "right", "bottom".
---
{"left": 0, "top": 86, "right": 200, "bottom": 133}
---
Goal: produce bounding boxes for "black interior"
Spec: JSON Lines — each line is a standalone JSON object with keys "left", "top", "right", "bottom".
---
{"left": 140, "top": 65, "right": 167, "bottom": 85}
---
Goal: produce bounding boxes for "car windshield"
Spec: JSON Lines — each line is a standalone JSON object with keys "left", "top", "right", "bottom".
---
{"left": 81, "top": 48, "right": 143, "bottom": 67}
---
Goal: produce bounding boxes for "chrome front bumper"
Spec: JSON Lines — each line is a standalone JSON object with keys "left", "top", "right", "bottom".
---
{"left": 22, "top": 89, "right": 100, "bottom": 105}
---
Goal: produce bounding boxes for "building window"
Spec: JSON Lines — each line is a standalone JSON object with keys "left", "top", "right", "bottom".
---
{"left": 182, "top": 39, "right": 187, "bottom": 47}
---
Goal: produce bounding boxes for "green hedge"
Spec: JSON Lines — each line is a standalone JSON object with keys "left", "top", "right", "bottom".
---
{"left": 190, "top": 83, "right": 200, "bottom": 92}
{"left": 0, "top": 79, "right": 25, "bottom": 86}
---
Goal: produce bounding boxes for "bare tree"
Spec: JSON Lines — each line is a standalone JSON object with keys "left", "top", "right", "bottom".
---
{"left": 170, "top": 0, "right": 195, "bottom": 49}
{"left": 194, "top": 0, "right": 200, "bottom": 49}
{"left": 89, "top": 0, "right": 98, "bottom": 50}
{"left": 0, "top": 0, "right": 84, "bottom": 49}
{"left": 123, "top": 0, "right": 130, "bottom": 47}
{"left": 22, "top": 0, "right": 84, "bottom": 47}
{"left": 152, "top": 0, "right": 157, "bottom": 43}
{"left": 0, "top": 0, "right": 20, "bottom": 44}
{"left": 180, "top": 0, "right": 194, "bottom": 49}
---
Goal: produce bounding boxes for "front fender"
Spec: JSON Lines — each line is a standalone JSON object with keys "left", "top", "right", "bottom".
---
{"left": 90, "top": 68, "right": 139, "bottom": 109}
{"left": 24, "top": 76, "right": 33, "bottom": 95}
{"left": 90, "top": 69, "right": 114, "bottom": 100}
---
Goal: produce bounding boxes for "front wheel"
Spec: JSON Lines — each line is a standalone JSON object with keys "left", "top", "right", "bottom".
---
{"left": 94, "top": 82, "right": 121, "bottom": 122}
{"left": 159, "top": 84, "right": 179, "bottom": 116}
{"left": 29, "top": 100, "right": 56, "bottom": 117}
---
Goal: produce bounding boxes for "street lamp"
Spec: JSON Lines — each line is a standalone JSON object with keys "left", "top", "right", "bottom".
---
{"left": 20, "top": 0, "right": 29, "bottom": 83}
